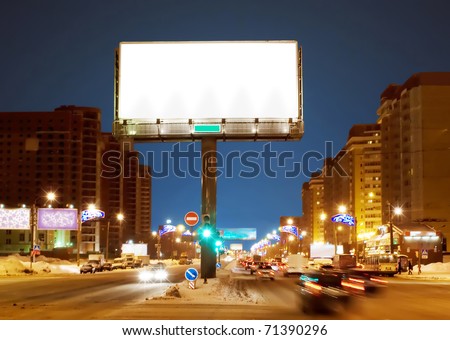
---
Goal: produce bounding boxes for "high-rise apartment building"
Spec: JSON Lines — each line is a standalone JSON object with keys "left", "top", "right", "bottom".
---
{"left": 0, "top": 106, "right": 152, "bottom": 256}
{"left": 302, "top": 124, "right": 382, "bottom": 253}
{"left": 0, "top": 106, "right": 102, "bottom": 254}
{"left": 377, "top": 72, "right": 450, "bottom": 249}
{"left": 302, "top": 173, "right": 325, "bottom": 243}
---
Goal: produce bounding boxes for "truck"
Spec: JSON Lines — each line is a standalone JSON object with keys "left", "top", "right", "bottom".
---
{"left": 87, "top": 254, "right": 105, "bottom": 272}
{"left": 136, "top": 255, "right": 150, "bottom": 267}
{"left": 121, "top": 253, "right": 135, "bottom": 268}
{"left": 282, "top": 254, "right": 309, "bottom": 276}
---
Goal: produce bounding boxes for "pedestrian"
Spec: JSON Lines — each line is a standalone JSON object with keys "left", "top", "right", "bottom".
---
{"left": 408, "top": 259, "right": 413, "bottom": 275}
{"left": 418, "top": 262, "right": 422, "bottom": 275}
{"left": 397, "top": 259, "right": 402, "bottom": 274}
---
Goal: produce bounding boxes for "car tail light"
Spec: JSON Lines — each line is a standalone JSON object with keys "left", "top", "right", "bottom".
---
{"left": 349, "top": 277, "right": 365, "bottom": 284}
{"left": 370, "top": 277, "right": 388, "bottom": 284}
{"left": 342, "top": 280, "right": 365, "bottom": 291}
{"left": 305, "top": 281, "right": 322, "bottom": 291}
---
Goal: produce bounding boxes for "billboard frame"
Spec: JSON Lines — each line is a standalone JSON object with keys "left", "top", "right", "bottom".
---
{"left": 113, "top": 40, "right": 303, "bottom": 142}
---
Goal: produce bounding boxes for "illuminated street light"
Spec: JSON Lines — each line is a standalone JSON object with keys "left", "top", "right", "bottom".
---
{"left": 166, "top": 219, "right": 172, "bottom": 224}
{"left": 338, "top": 205, "right": 347, "bottom": 214}
{"left": 287, "top": 218, "right": 293, "bottom": 225}
{"left": 388, "top": 202, "right": 403, "bottom": 254}
{"left": 320, "top": 212, "right": 327, "bottom": 221}
{"left": 106, "top": 212, "right": 125, "bottom": 261}
{"left": 30, "top": 192, "right": 56, "bottom": 269}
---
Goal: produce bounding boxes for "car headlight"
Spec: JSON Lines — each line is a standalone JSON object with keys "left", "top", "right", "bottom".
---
{"left": 139, "top": 270, "right": 154, "bottom": 282}
{"left": 155, "top": 270, "right": 168, "bottom": 280}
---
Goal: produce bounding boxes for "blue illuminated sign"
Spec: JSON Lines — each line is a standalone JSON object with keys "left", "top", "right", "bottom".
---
{"left": 81, "top": 209, "right": 105, "bottom": 223}
{"left": 281, "top": 225, "right": 299, "bottom": 237}
{"left": 159, "top": 224, "right": 176, "bottom": 236}
{"left": 331, "top": 214, "right": 355, "bottom": 226}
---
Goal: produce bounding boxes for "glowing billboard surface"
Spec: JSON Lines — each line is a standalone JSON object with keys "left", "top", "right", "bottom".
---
{"left": 114, "top": 41, "right": 303, "bottom": 141}
{"left": 219, "top": 228, "right": 257, "bottom": 240}
{"left": 0, "top": 208, "right": 31, "bottom": 230}
{"left": 37, "top": 208, "right": 78, "bottom": 230}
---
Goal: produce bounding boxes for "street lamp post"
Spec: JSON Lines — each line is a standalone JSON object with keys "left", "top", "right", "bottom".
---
{"left": 387, "top": 202, "right": 402, "bottom": 254}
{"left": 30, "top": 192, "right": 56, "bottom": 270}
{"left": 111, "top": 213, "right": 124, "bottom": 260}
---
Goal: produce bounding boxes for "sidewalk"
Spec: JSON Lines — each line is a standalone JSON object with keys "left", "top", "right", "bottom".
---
{"left": 396, "top": 271, "right": 450, "bottom": 281}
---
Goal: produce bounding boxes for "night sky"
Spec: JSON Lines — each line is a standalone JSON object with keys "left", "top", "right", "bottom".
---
{"left": 1, "top": 1, "right": 450, "bottom": 249}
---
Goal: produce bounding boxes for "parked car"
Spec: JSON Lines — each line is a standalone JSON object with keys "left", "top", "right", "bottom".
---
{"left": 255, "top": 264, "right": 275, "bottom": 280}
{"left": 112, "top": 257, "right": 127, "bottom": 270}
{"left": 102, "top": 262, "right": 112, "bottom": 271}
{"left": 179, "top": 256, "right": 193, "bottom": 265}
{"left": 80, "top": 263, "right": 95, "bottom": 274}
{"left": 87, "top": 260, "right": 102, "bottom": 272}
{"left": 133, "top": 259, "right": 143, "bottom": 268}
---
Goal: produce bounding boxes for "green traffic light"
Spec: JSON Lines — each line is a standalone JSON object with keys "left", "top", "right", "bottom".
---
{"left": 215, "top": 240, "right": 222, "bottom": 246}
{"left": 202, "top": 229, "right": 212, "bottom": 237}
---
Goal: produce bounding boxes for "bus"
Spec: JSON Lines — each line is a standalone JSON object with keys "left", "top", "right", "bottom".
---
{"left": 361, "top": 253, "right": 408, "bottom": 276}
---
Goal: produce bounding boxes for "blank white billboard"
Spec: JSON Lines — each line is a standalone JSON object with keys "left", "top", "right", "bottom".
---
{"left": 0, "top": 208, "right": 31, "bottom": 230}
{"left": 118, "top": 41, "right": 299, "bottom": 121}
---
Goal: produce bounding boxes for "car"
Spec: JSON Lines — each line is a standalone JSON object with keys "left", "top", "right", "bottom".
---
{"left": 112, "top": 258, "right": 127, "bottom": 270}
{"left": 151, "top": 262, "right": 167, "bottom": 270}
{"left": 255, "top": 264, "right": 275, "bottom": 280}
{"left": 133, "top": 259, "right": 143, "bottom": 268}
{"left": 139, "top": 266, "right": 169, "bottom": 282}
{"left": 270, "top": 261, "right": 286, "bottom": 272}
{"left": 179, "top": 257, "right": 193, "bottom": 265}
{"left": 102, "top": 262, "right": 112, "bottom": 271}
{"left": 80, "top": 263, "right": 95, "bottom": 274}
{"left": 297, "top": 279, "right": 351, "bottom": 314}
{"left": 249, "top": 261, "right": 263, "bottom": 274}
{"left": 87, "top": 260, "right": 102, "bottom": 272}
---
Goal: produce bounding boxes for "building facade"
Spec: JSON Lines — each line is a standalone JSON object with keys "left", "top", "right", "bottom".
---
{"left": 377, "top": 73, "right": 450, "bottom": 250}
{"left": 0, "top": 106, "right": 152, "bottom": 257}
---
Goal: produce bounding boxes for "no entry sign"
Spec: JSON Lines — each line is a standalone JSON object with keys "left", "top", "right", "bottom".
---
{"left": 184, "top": 211, "right": 199, "bottom": 227}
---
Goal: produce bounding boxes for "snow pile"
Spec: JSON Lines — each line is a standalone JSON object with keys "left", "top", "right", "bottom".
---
{"left": 414, "top": 262, "right": 450, "bottom": 273}
{"left": 0, "top": 254, "right": 79, "bottom": 276}
{"left": 174, "top": 262, "right": 266, "bottom": 305}
{"left": 0, "top": 255, "right": 30, "bottom": 275}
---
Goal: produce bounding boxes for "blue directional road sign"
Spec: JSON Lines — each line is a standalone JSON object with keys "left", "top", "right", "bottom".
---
{"left": 185, "top": 268, "right": 199, "bottom": 281}
{"left": 216, "top": 262, "right": 222, "bottom": 268}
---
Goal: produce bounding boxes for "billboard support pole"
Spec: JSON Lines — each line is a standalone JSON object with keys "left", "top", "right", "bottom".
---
{"left": 201, "top": 137, "right": 217, "bottom": 279}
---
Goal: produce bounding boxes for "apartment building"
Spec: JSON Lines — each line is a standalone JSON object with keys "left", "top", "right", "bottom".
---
{"left": 377, "top": 72, "right": 450, "bottom": 249}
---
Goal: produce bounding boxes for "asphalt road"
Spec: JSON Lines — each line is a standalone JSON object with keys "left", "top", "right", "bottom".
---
{"left": 0, "top": 266, "right": 449, "bottom": 320}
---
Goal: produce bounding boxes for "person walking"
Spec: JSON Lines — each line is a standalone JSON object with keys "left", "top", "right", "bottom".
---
{"left": 397, "top": 259, "right": 402, "bottom": 275}
{"left": 408, "top": 259, "right": 413, "bottom": 275}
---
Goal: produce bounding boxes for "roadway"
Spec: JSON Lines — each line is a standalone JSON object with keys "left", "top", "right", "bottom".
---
{"left": 0, "top": 264, "right": 449, "bottom": 320}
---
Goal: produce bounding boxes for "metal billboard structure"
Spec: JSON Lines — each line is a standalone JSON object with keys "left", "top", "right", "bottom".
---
{"left": 113, "top": 41, "right": 303, "bottom": 141}
{"left": 113, "top": 40, "right": 303, "bottom": 279}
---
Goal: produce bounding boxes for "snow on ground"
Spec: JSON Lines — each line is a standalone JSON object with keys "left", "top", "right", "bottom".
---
{"left": 0, "top": 254, "right": 79, "bottom": 275}
{"left": 154, "top": 261, "right": 267, "bottom": 305}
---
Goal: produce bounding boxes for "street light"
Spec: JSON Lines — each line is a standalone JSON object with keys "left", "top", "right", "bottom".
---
{"left": 105, "top": 212, "right": 124, "bottom": 261}
{"left": 299, "top": 230, "right": 307, "bottom": 254}
{"left": 30, "top": 192, "right": 56, "bottom": 269}
{"left": 288, "top": 235, "right": 295, "bottom": 255}
{"left": 387, "top": 202, "right": 403, "bottom": 254}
